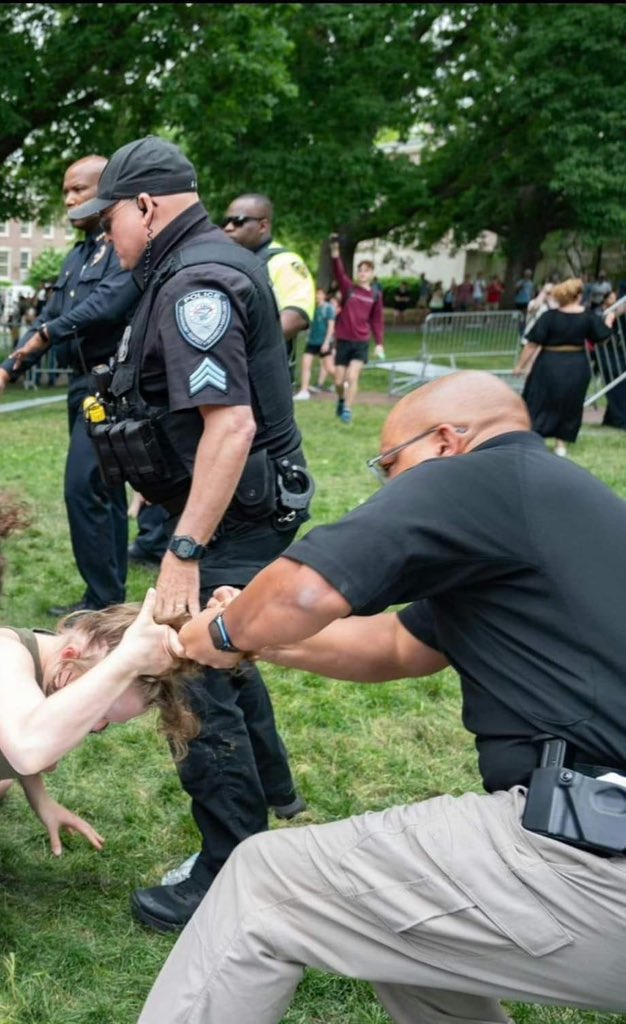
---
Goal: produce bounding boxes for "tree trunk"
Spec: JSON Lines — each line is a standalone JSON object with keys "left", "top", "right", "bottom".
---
{"left": 593, "top": 244, "right": 603, "bottom": 279}
{"left": 500, "top": 187, "right": 554, "bottom": 306}
{"left": 502, "top": 244, "right": 544, "bottom": 307}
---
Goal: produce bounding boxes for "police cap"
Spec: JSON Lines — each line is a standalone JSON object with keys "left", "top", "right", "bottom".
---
{"left": 69, "top": 136, "right": 198, "bottom": 221}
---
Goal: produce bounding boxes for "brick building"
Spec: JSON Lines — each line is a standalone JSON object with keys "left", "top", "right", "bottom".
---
{"left": 0, "top": 218, "right": 74, "bottom": 287}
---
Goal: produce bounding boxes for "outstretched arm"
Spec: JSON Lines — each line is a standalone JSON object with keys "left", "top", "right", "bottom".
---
{"left": 179, "top": 570, "right": 448, "bottom": 682}
{"left": 0, "top": 589, "right": 183, "bottom": 777}
{"left": 259, "top": 611, "right": 448, "bottom": 682}
{"left": 20, "top": 773, "right": 105, "bottom": 856}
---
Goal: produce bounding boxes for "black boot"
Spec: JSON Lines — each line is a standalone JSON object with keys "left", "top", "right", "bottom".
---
{"left": 131, "top": 876, "right": 209, "bottom": 933}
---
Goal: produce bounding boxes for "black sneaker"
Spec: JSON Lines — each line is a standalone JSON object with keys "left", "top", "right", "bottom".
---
{"left": 131, "top": 876, "right": 209, "bottom": 934}
{"left": 336, "top": 398, "right": 345, "bottom": 418}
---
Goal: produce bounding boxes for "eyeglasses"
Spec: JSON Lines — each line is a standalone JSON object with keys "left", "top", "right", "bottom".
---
{"left": 366, "top": 425, "right": 468, "bottom": 484}
{"left": 221, "top": 215, "right": 263, "bottom": 229}
{"left": 100, "top": 199, "right": 135, "bottom": 234}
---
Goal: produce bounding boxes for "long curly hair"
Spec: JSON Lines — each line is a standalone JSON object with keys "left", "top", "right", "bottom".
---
{"left": 0, "top": 493, "right": 32, "bottom": 593}
{"left": 55, "top": 603, "right": 200, "bottom": 760}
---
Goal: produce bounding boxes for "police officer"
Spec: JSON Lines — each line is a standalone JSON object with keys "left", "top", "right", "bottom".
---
{"left": 221, "top": 193, "right": 315, "bottom": 382}
{"left": 68, "top": 136, "right": 312, "bottom": 932}
{"left": 0, "top": 156, "right": 140, "bottom": 613}
{"left": 141, "top": 371, "right": 626, "bottom": 1024}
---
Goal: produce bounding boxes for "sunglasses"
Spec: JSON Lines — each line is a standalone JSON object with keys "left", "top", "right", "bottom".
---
{"left": 100, "top": 198, "right": 135, "bottom": 235}
{"left": 367, "top": 425, "right": 468, "bottom": 484}
{"left": 221, "top": 215, "right": 264, "bottom": 229}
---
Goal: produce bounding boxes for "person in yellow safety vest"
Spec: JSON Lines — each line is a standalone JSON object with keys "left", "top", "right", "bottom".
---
{"left": 222, "top": 194, "right": 315, "bottom": 382}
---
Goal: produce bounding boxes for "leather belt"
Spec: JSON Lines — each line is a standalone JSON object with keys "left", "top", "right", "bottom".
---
{"left": 542, "top": 345, "right": 585, "bottom": 352}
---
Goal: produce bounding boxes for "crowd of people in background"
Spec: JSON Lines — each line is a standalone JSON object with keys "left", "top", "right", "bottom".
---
{"left": 388, "top": 268, "right": 626, "bottom": 321}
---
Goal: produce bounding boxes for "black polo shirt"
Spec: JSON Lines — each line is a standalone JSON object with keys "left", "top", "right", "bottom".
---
{"left": 285, "top": 431, "right": 626, "bottom": 791}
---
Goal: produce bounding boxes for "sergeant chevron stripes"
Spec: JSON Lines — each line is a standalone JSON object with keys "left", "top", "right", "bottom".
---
{"left": 189, "top": 356, "right": 227, "bottom": 395}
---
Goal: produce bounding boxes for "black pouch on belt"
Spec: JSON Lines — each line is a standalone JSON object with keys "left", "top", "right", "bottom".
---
{"left": 231, "top": 449, "right": 277, "bottom": 519}
{"left": 88, "top": 422, "right": 125, "bottom": 487}
{"left": 121, "top": 419, "right": 171, "bottom": 484}
{"left": 522, "top": 738, "right": 626, "bottom": 856}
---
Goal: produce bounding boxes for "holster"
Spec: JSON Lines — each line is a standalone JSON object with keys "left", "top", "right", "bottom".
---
{"left": 231, "top": 448, "right": 277, "bottom": 519}
{"left": 522, "top": 738, "right": 626, "bottom": 856}
{"left": 229, "top": 448, "right": 315, "bottom": 529}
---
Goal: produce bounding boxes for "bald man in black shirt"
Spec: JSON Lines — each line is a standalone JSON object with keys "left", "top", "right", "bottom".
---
{"left": 140, "top": 371, "right": 626, "bottom": 1024}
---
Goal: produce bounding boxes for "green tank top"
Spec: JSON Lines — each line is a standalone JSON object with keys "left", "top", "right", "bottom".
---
{"left": 0, "top": 627, "right": 52, "bottom": 779}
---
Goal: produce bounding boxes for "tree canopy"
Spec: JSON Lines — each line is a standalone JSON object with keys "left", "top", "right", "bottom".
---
{"left": 2, "top": 3, "right": 625, "bottom": 287}
{"left": 397, "top": 3, "right": 626, "bottom": 291}
{"left": 0, "top": 3, "right": 296, "bottom": 218}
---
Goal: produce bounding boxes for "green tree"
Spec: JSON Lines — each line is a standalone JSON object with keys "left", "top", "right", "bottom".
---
{"left": 0, "top": 3, "right": 295, "bottom": 220}
{"left": 3, "top": 4, "right": 626, "bottom": 294}
{"left": 26, "top": 246, "right": 69, "bottom": 290}
{"left": 195, "top": 3, "right": 443, "bottom": 279}
{"left": 196, "top": 2, "right": 626, "bottom": 292}
{"left": 395, "top": 3, "right": 626, "bottom": 297}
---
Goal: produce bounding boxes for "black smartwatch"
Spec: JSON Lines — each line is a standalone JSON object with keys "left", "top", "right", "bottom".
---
{"left": 168, "top": 535, "right": 205, "bottom": 560}
{"left": 209, "top": 613, "right": 242, "bottom": 653}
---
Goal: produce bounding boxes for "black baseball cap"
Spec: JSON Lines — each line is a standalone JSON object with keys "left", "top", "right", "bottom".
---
{"left": 68, "top": 135, "right": 198, "bottom": 221}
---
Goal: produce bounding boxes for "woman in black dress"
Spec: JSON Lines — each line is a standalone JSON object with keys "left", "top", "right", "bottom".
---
{"left": 515, "top": 277, "right": 611, "bottom": 456}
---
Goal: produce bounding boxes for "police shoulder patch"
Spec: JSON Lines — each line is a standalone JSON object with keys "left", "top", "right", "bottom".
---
{"left": 292, "top": 260, "right": 309, "bottom": 280}
{"left": 176, "top": 290, "right": 232, "bottom": 352}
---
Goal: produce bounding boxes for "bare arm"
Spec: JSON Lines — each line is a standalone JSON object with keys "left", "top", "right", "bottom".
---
{"left": 281, "top": 309, "right": 309, "bottom": 341}
{"left": 226, "top": 560, "right": 351, "bottom": 651}
{"left": 321, "top": 314, "right": 335, "bottom": 352}
{"left": 154, "top": 403, "right": 256, "bottom": 622}
{"left": 260, "top": 612, "right": 448, "bottom": 682}
{"left": 0, "top": 591, "right": 182, "bottom": 776}
{"left": 19, "top": 772, "right": 105, "bottom": 855}
{"left": 179, "top": 559, "right": 351, "bottom": 666}
{"left": 513, "top": 341, "right": 539, "bottom": 375}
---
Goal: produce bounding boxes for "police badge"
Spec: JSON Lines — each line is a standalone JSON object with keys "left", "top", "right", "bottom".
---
{"left": 90, "top": 244, "right": 107, "bottom": 266}
{"left": 176, "top": 290, "right": 232, "bottom": 351}
{"left": 117, "top": 325, "right": 131, "bottom": 362}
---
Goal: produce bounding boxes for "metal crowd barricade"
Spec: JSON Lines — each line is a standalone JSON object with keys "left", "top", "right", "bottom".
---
{"left": 374, "top": 310, "right": 524, "bottom": 396}
{"left": 584, "top": 295, "right": 626, "bottom": 407}
{"left": 22, "top": 350, "right": 71, "bottom": 390}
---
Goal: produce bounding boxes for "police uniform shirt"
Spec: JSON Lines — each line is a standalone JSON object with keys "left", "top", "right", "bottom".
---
{"left": 283, "top": 431, "right": 626, "bottom": 792}
{"left": 1, "top": 232, "right": 139, "bottom": 378}
{"left": 256, "top": 239, "right": 315, "bottom": 327}
{"left": 41, "top": 233, "right": 139, "bottom": 360}
{"left": 135, "top": 204, "right": 300, "bottom": 459}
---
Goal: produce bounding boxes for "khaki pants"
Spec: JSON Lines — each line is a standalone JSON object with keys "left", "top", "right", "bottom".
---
{"left": 138, "top": 788, "right": 626, "bottom": 1023}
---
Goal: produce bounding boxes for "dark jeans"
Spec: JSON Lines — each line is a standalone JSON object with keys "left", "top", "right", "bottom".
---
{"left": 65, "top": 377, "right": 128, "bottom": 607}
{"left": 165, "top": 513, "right": 301, "bottom": 887}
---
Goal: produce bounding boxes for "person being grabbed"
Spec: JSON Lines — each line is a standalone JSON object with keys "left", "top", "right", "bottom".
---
{"left": 0, "top": 589, "right": 194, "bottom": 856}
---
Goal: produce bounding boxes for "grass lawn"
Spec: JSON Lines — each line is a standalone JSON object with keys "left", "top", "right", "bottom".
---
{"left": 0, "top": 339, "right": 625, "bottom": 1023}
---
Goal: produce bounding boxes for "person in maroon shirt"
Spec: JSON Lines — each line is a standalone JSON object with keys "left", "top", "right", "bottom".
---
{"left": 330, "top": 235, "right": 384, "bottom": 424}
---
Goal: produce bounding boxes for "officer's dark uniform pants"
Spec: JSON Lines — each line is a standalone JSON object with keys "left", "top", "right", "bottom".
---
{"left": 167, "top": 515, "right": 301, "bottom": 889}
{"left": 134, "top": 503, "right": 169, "bottom": 560}
{"left": 65, "top": 377, "right": 128, "bottom": 608}
{"left": 179, "top": 662, "right": 298, "bottom": 887}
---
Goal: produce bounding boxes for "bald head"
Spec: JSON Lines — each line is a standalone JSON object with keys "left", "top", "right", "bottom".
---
{"left": 63, "top": 155, "right": 108, "bottom": 230}
{"left": 68, "top": 155, "right": 108, "bottom": 178}
{"left": 389, "top": 371, "right": 529, "bottom": 437}
{"left": 378, "top": 372, "right": 530, "bottom": 480}
{"left": 223, "top": 193, "right": 274, "bottom": 250}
